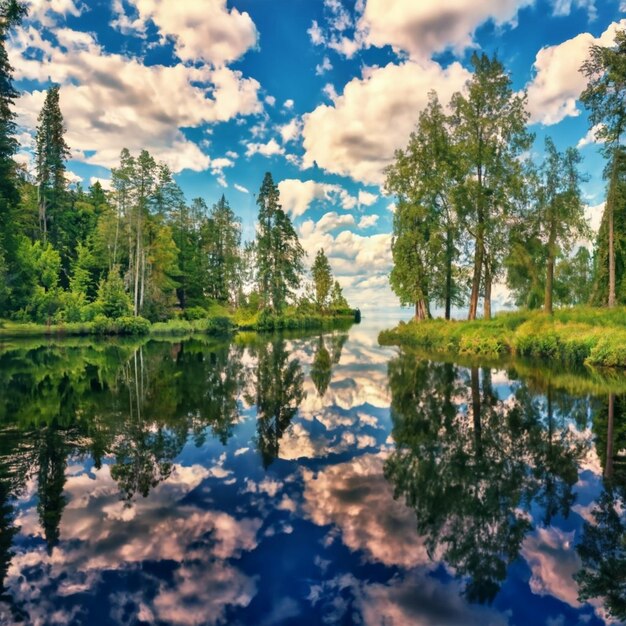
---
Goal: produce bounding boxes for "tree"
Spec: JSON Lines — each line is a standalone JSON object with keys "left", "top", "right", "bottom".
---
{"left": 330, "top": 280, "right": 348, "bottom": 310}
{"left": 590, "top": 147, "right": 626, "bottom": 305}
{"left": 255, "top": 172, "right": 304, "bottom": 312}
{"left": 386, "top": 91, "right": 461, "bottom": 320}
{"left": 205, "top": 195, "right": 242, "bottom": 306}
{"left": 34, "top": 85, "right": 70, "bottom": 245}
{"left": 0, "top": 0, "right": 26, "bottom": 299}
{"left": 311, "top": 248, "right": 333, "bottom": 310}
{"left": 581, "top": 29, "right": 626, "bottom": 307}
{"left": 534, "top": 138, "right": 587, "bottom": 314}
{"left": 450, "top": 53, "right": 532, "bottom": 320}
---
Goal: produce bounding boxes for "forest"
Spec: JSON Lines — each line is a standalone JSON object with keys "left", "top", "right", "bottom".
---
{"left": 0, "top": 3, "right": 354, "bottom": 336}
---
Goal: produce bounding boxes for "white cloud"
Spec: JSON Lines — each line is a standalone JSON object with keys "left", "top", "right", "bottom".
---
{"left": 277, "top": 179, "right": 358, "bottom": 217}
{"left": 315, "top": 56, "right": 333, "bottom": 75}
{"left": 234, "top": 183, "right": 249, "bottom": 194}
{"left": 302, "top": 60, "right": 470, "bottom": 184}
{"left": 10, "top": 27, "right": 262, "bottom": 173}
{"left": 552, "top": 0, "right": 596, "bottom": 20}
{"left": 89, "top": 176, "right": 112, "bottom": 191}
{"left": 284, "top": 98, "right": 295, "bottom": 109}
{"left": 358, "top": 190, "right": 378, "bottom": 206}
{"left": 577, "top": 123, "right": 604, "bottom": 148}
{"left": 312, "top": 0, "right": 531, "bottom": 61}
{"left": 245, "top": 138, "right": 285, "bottom": 158}
{"left": 526, "top": 20, "right": 626, "bottom": 125}
{"left": 264, "top": 95, "right": 276, "bottom": 106}
{"left": 278, "top": 118, "right": 302, "bottom": 144}
{"left": 25, "top": 0, "right": 81, "bottom": 27}
{"left": 112, "top": 0, "right": 258, "bottom": 66}
{"left": 358, "top": 214, "right": 379, "bottom": 229}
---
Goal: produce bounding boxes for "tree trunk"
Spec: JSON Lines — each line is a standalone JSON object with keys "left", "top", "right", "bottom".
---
{"left": 608, "top": 155, "right": 618, "bottom": 308}
{"left": 445, "top": 227, "right": 453, "bottom": 320}
{"left": 468, "top": 234, "right": 483, "bottom": 320}
{"left": 609, "top": 201, "right": 616, "bottom": 307}
{"left": 606, "top": 393, "right": 615, "bottom": 480}
{"left": 415, "top": 298, "right": 428, "bottom": 321}
{"left": 483, "top": 260, "right": 492, "bottom": 320}
{"left": 545, "top": 241, "right": 555, "bottom": 315}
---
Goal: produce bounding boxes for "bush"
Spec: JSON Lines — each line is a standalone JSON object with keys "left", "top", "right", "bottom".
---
{"left": 92, "top": 314, "right": 117, "bottom": 335}
{"left": 116, "top": 316, "right": 151, "bottom": 335}
{"left": 183, "top": 306, "right": 208, "bottom": 321}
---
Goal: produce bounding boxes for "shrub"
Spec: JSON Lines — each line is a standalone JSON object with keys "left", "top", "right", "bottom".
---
{"left": 183, "top": 306, "right": 208, "bottom": 321}
{"left": 116, "top": 316, "right": 151, "bottom": 335}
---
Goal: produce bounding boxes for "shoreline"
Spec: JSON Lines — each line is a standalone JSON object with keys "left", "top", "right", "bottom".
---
{"left": 378, "top": 307, "right": 626, "bottom": 369}
{"left": 0, "top": 309, "right": 361, "bottom": 340}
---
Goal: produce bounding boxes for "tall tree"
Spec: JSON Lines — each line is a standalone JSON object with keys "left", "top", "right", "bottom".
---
{"left": 205, "top": 195, "right": 242, "bottom": 306}
{"left": 311, "top": 248, "right": 333, "bottom": 310}
{"left": 0, "top": 0, "right": 26, "bottom": 311}
{"left": 450, "top": 53, "right": 532, "bottom": 320}
{"left": 386, "top": 91, "right": 461, "bottom": 320}
{"left": 34, "top": 85, "right": 70, "bottom": 245}
{"left": 581, "top": 29, "right": 626, "bottom": 307}
{"left": 255, "top": 172, "right": 304, "bottom": 312}
{"left": 533, "top": 138, "right": 587, "bottom": 314}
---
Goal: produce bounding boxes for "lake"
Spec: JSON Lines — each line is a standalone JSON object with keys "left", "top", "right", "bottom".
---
{"left": 0, "top": 313, "right": 623, "bottom": 626}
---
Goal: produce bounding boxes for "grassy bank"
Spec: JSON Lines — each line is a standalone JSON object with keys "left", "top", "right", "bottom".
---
{"left": 0, "top": 308, "right": 361, "bottom": 340}
{"left": 379, "top": 307, "right": 626, "bottom": 368}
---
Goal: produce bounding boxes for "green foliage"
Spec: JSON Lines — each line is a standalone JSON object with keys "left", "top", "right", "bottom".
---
{"left": 255, "top": 172, "right": 304, "bottom": 313}
{"left": 311, "top": 248, "right": 333, "bottom": 309}
{"left": 96, "top": 266, "right": 132, "bottom": 319}
{"left": 381, "top": 307, "right": 626, "bottom": 368}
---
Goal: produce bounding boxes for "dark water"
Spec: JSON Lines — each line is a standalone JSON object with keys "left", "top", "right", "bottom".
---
{"left": 0, "top": 314, "right": 624, "bottom": 626}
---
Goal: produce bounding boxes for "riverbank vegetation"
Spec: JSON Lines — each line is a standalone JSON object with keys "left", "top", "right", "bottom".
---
{"left": 0, "top": 2, "right": 356, "bottom": 337}
{"left": 382, "top": 27, "right": 626, "bottom": 366}
{"left": 380, "top": 307, "right": 626, "bottom": 368}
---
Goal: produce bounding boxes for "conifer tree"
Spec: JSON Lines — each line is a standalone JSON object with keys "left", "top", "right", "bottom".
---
{"left": 0, "top": 0, "right": 26, "bottom": 309}
{"left": 35, "top": 85, "right": 70, "bottom": 244}
{"left": 255, "top": 172, "right": 304, "bottom": 312}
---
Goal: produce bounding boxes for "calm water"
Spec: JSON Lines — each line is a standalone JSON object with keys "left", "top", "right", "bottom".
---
{"left": 0, "top": 314, "right": 624, "bottom": 625}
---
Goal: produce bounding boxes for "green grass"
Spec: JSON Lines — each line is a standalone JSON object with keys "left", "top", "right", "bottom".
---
{"left": 379, "top": 306, "right": 626, "bottom": 369}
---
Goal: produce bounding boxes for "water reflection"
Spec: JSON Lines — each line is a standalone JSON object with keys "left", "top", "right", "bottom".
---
{"left": 0, "top": 323, "right": 624, "bottom": 624}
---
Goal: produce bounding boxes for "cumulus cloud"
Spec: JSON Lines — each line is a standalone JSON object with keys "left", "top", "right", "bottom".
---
{"left": 112, "top": 0, "right": 258, "bottom": 66}
{"left": 357, "top": 0, "right": 532, "bottom": 60}
{"left": 302, "top": 60, "right": 470, "bottom": 184}
{"left": 10, "top": 26, "right": 262, "bottom": 172}
{"left": 315, "top": 56, "right": 333, "bottom": 75}
{"left": 278, "top": 118, "right": 303, "bottom": 144}
{"left": 358, "top": 190, "right": 378, "bottom": 206}
{"left": 234, "top": 183, "right": 249, "bottom": 193}
{"left": 526, "top": 20, "right": 626, "bottom": 125}
{"left": 246, "top": 138, "right": 285, "bottom": 158}
{"left": 358, "top": 214, "right": 379, "bottom": 229}
{"left": 277, "top": 179, "right": 358, "bottom": 217}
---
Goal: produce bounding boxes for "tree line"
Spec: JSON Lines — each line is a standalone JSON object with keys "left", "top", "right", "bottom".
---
{"left": 386, "top": 33, "right": 626, "bottom": 320}
{"left": 0, "top": 2, "right": 350, "bottom": 325}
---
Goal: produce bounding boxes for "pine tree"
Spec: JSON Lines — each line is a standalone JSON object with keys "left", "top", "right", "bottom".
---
{"left": 255, "top": 172, "right": 304, "bottom": 312}
{"left": 0, "top": 0, "right": 26, "bottom": 302}
{"left": 35, "top": 85, "right": 70, "bottom": 245}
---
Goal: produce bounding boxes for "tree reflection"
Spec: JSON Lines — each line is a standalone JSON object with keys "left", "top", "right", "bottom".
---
{"left": 385, "top": 351, "right": 588, "bottom": 602}
{"left": 311, "top": 336, "right": 332, "bottom": 397}
{"left": 249, "top": 338, "right": 305, "bottom": 467}
{"left": 574, "top": 394, "right": 626, "bottom": 620}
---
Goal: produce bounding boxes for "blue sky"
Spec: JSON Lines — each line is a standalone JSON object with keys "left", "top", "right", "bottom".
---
{"left": 9, "top": 0, "right": 626, "bottom": 307}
